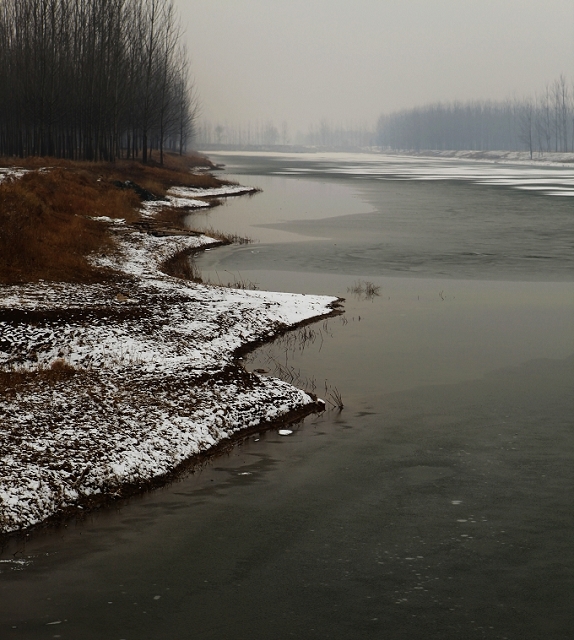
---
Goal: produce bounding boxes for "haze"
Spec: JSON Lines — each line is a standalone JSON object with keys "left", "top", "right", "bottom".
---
{"left": 176, "top": 0, "right": 573, "bottom": 132}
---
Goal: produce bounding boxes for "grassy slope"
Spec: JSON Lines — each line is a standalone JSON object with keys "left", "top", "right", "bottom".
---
{"left": 0, "top": 153, "right": 224, "bottom": 284}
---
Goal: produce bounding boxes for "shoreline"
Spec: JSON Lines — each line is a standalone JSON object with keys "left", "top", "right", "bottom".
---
{"left": 0, "top": 400, "right": 325, "bottom": 544}
{"left": 384, "top": 148, "right": 574, "bottom": 166}
{"left": 204, "top": 146, "right": 574, "bottom": 167}
{"left": 0, "top": 175, "right": 341, "bottom": 537}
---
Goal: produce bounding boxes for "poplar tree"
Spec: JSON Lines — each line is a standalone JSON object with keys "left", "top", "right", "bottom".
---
{"left": 376, "top": 77, "right": 574, "bottom": 155}
{"left": 0, "top": 0, "right": 197, "bottom": 162}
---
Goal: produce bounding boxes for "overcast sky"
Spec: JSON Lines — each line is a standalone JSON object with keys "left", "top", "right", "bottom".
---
{"left": 174, "top": 0, "right": 574, "bottom": 131}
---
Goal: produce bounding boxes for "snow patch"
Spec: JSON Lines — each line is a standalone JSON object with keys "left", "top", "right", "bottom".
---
{"left": 0, "top": 180, "right": 338, "bottom": 534}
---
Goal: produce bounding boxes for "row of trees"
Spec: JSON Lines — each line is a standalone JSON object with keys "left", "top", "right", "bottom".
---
{"left": 196, "top": 120, "right": 291, "bottom": 147}
{"left": 304, "top": 120, "right": 376, "bottom": 149}
{"left": 0, "top": 0, "right": 197, "bottom": 162}
{"left": 376, "top": 75, "right": 574, "bottom": 157}
{"left": 196, "top": 119, "right": 375, "bottom": 150}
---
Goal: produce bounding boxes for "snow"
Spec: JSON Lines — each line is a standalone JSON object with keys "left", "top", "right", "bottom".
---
{"left": 89, "top": 216, "right": 126, "bottom": 224}
{"left": 0, "top": 180, "right": 338, "bottom": 534}
{"left": 0, "top": 167, "right": 28, "bottom": 184}
{"left": 140, "top": 184, "right": 258, "bottom": 216}
{"left": 168, "top": 185, "right": 257, "bottom": 198}
{"left": 407, "top": 149, "right": 574, "bottom": 165}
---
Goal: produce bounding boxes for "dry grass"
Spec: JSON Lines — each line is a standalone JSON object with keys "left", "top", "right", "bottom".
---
{"left": 0, "top": 359, "right": 80, "bottom": 396}
{"left": 204, "top": 271, "right": 260, "bottom": 290}
{"left": 161, "top": 249, "right": 203, "bottom": 282}
{"left": 0, "top": 169, "right": 136, "bottom": 284}
{"left": 326, "top": 384, "right": 344, "bottom": 410}
{"left": 102, "top": 159, "right": 225, "bottom": 197}
{"left": 194, "top": 227, "right": 253, "bottom": 245}
{"left": 0, "top": 153, "right": 229, "bottom": 284}
{"left": 0, "top": 150, "right": 212, "bottom": 171}
{"left": 1, "top": 152, "right": 226, "bottom": 197}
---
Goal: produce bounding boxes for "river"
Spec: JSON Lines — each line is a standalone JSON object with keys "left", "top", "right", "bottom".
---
{"left": 1, "top": 152, "right": 573, "bottom": 640}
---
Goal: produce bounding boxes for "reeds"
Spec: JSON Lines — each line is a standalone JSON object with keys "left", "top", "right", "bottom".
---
{"left": 347, "top": 280, "right": 381, "bottom": 299}
{"left": 325, "top": 384, "right": 344, "bottom": 410}
{"left": 195, "top": 228, "right": 253, "bottom": 245}
{"left": 205, "top": 270, "right": 260, "bottom": 290}
{"left": 161, "top": 251, "right": 203, "bottom": 282}
{"left": 0, "top": 359, "right": 79, "bottom": 394}
{"left": 246, "top": 321, "right": 345, "bottom": 411}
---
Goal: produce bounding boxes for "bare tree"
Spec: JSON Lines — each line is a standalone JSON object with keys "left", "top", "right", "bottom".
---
{"left": 376, "top": 77, "right": 573, "bottom": 154}
{"left": 518, "top": 99, "right": 534, "bottom": 159}
{"left": 0, "top": 0, "right": 197, "bottom": 161}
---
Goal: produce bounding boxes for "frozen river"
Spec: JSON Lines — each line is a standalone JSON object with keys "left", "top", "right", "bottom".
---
{"left": 1, "top": 152, "right": 573, "bottom": 639}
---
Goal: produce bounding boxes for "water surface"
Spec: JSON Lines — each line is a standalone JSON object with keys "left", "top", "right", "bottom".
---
{"left": 1, "top": 152, "right": 573, "bottom": 640}
{"left": 198, "top": 152, "right": 573, "bottom": 281}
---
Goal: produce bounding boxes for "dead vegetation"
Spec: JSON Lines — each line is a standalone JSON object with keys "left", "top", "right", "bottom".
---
{"left": 0, "top": 169, "right": 130, "bottom": 284}
{"left": 1, "top": 151, "right": 224, "bottom": 197}
{"left": 0, "top": 152, "right": 229, "bottom": 285}
{"left": 0, "top": 358, "right": 80, "bottom": 396}
{"left": 245, "top": 319, "right": 345, "bottom": 410}
{"left": 209, "top": 273, "right": 260, "bottom": 290}
{"left": 161, "top": 249, "right": 205, "bottom": 282}
{"left": 347, "top": 280, "right": 381, "bottom": 299}
{"left": 193, "top": 227, "right": 253, "bottom": 245}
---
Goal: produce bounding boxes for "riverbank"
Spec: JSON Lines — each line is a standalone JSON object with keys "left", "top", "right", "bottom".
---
{"left": 198, "top": 145, "right": 574, "bottom": 166}
{"left": 387, "top": 148, "right": 574, "bottom": 165}
{"left": 2, "top": 150, "right": 572, "bottom": 640}
{"left": 0, "top": 164, "right": 340, "bottom": 536}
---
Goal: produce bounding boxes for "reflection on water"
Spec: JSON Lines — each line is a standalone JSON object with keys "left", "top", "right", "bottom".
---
{"left": 238, "top": 272, "right": 573, "bottom": 397}
{"left": 1, "top": 152, "right": 573, "bottom": 640}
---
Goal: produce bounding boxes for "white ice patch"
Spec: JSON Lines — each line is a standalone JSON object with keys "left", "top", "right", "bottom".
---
{"left": 168, "top": 185, "right": 257, "bottom": 198}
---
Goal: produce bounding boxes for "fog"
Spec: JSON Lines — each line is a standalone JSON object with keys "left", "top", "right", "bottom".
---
{"left": 174, "top": 0, "right": 573, "bottom": 133}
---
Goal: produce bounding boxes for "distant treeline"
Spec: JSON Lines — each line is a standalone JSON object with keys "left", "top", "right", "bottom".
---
{"left": 0, "top": 0, "right": 196, "bottom": 162}
{"left": 196, "top": 119, "right": 375, "bottom": 150}
{"left": 377, "top": 76, "right": 574, "bottom": 157}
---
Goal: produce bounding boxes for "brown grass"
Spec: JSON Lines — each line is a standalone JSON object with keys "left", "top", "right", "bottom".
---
{"left": 0, "top": 359, "right": 80, "bottom": 396}
{"left": 1, "top": 152, "right": 226, "bottom": 197}
{"left": 101, "top": 160, "right": 226, "bottom": 197}
{"left": 0, "top": 169, "right": 138, "bottom": 284}
{"left": 0, "top": 150, "right": 213, "bottom": 171}
{"left": 0, "top": 153, "right": 229, "bottom": 284}
{"left": 161, "top": 249, "right": 204, "bottom": 281}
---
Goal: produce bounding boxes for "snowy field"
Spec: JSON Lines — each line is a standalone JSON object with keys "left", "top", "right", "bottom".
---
{"left": 0, "top": 180, "right": 338, "bottom": 534}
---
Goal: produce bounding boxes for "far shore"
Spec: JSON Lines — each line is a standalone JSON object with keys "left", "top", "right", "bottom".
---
{"left": 200, "top": 145, "right": 574, "bottom": 165}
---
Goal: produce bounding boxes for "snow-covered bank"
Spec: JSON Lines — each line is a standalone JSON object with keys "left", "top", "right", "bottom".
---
{"left": 0, "top": 183, "right": 339, "bottom": 535}
{"left": 141, "top": 184, "right": 258, "bottom": 215}
{"left": 386, "top": 149, "right": 574, "bottom": 166}
{"left": 0, "top": 167, "right": 28, "bottom": 184}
